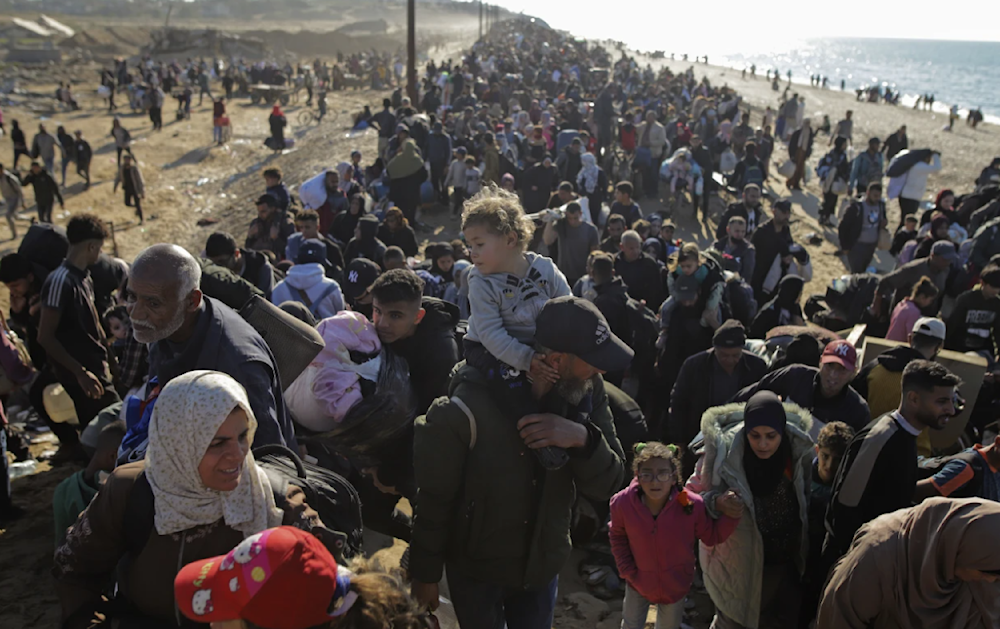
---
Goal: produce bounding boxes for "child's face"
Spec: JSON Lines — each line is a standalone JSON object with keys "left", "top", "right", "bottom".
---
{"left": 436, "top": 255, "right": 455, "bottom": 274}
{"left": 661, "top": 226, "right": 674, "bottom": 241}
{"left": 108, "top": 316, "right": 129, "bottom": 341}
{"left": 463, "top": 224, "right": 520, "bottom": 275}
{"left": 680, "top": 259, "right": 698, "bottom": 276}
{"left": 905, "top": 219, "right": 918, "bottom": 232}
{"left": 816, "top": 446, "right": 840, "bottom": 484}
{"left": 637, "top": 457, "right": 674, "bottom": 501}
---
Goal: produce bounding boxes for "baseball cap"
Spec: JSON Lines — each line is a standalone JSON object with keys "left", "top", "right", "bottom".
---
{"left": 343, "top": 258, "right": 380, "bottom": 300}
{"left": 673, "top": 274, "right": 699, "bottom": 302}
{"left": 295, "top": 238, "right": 328, "bottom": 266}
{"left": 912, "top": 316, "right": 946, "bottom": 341}
{"left": 175, "top": 526, "right": 355, "bottom": 629}
{"left": 931, "top": 240, "right": 958, "bottom": 262}
{"left": 713, "top": 320, "right": 747, "bottom": 348}
{"left": 820, "top": 339, "right": 857, "bottom": 371}
{"left": 535, "top": 296, "right": 634, "bottom": 373}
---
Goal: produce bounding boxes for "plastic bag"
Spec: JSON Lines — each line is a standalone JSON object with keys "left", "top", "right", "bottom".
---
{"left": 302, "top": 345, "right": 415, "bottom": 464}
{"left": 299, "top": 170, "right": 328, "bottom": 209}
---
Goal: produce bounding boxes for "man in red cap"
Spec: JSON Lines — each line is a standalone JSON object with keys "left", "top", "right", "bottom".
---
{"left": 733, "top": 339, "right": 870, "bottom": 437}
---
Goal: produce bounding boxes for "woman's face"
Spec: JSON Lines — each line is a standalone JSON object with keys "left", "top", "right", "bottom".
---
{"left": 198, "top": 408, "right": 250, "bottom": 492}
{"left": 350, "top": 198, "right": 362, "bottom": 215}
{"left": 940, "top": 194, "right": 955, "bottom": 211}
{"left": 386, "top": 214, "right": 400, "bottom": 229}
{"left": 934, "top": 224, "right": 949, "bottom": 239}
{"left": 747, "top": 426, "right": 782, "bottom": 460}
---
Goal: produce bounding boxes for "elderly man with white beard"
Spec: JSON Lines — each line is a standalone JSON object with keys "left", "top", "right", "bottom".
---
{"left": 126, "top": 244, "right": 297, "bottom": 449}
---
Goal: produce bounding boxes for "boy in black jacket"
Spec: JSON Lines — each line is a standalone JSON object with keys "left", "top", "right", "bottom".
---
{"left": 945, "top": 264, "right": 1000, "bottom": 358}
{"left": 889, "top": 214, "right": 919, "bottom": 258}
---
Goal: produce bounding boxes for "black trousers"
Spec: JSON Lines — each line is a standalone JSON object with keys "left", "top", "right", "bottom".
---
{"left": 125, "top": 190, "right": 143, "bottom": 221}
{"left": 149, "top": 106, "right": 162, "bottom": 130}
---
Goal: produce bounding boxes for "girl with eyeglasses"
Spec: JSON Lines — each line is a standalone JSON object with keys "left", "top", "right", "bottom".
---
{"left": 609, "top": 441, "right": 742, "bottom": 629}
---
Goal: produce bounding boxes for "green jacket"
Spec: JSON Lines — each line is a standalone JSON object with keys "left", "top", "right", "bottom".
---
{"left": 410, "top": 364, "right": 625, "bottom": 589}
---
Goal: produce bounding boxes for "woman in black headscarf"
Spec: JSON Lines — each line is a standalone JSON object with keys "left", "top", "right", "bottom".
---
{"left": 749, "top": 275, "right": 805, "bottom": 339}
{"left": 689, "top": 391, "right": 815, "bottom": 629}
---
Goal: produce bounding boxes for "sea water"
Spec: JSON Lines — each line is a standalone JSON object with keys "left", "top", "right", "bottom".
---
{"left": 716, "top": 38, "right": 1000, "bottom": 124}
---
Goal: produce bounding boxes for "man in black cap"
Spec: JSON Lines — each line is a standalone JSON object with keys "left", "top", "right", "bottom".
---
{"left": 410, "top": 296, "right": 627, "bottom": 627}
{"left": 342, "top": 258, "right": 381, "bottom": 319}
{"left": 670, "top": 320, "right": 767, "bottom": 456}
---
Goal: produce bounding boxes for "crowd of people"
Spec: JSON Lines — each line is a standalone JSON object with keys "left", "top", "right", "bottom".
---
{"left": 1, "top": 16, "right": 1000, "bottom": 629}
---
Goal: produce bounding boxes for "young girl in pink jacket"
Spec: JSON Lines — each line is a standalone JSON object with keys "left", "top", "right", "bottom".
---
{"left": 610, "top": 442, "right": 743, "bottom": 629}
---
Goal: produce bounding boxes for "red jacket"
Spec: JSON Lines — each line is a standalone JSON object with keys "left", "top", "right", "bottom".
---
{"left": 609, "top": 478, "right": 738, "bottom": 604}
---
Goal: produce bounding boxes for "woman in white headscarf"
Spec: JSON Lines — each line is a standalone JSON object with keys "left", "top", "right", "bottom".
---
{"left": 55, "top": 370, "right": 322, "bottom": 628}
{"left": 576, "top": 152, "right": 608, "bottom": 225}
{"left": 817, "top": 497, "right": 1000, "bottom": 629}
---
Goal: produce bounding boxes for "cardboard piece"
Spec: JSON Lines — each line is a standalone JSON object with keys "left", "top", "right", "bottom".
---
{"left": 860, "top": 336, "right": 986, "bottom": 451}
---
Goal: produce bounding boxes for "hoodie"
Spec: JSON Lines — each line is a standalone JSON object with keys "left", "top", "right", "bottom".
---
{"left": 465, "top": 252, "right": 571, "bottom": 371}
{"left": 390, "top": 297, "right": 461, "bottom": 415}
{"left": 270, "top": 263, "right": 343, "bottom": 319}
{"left": 851, "top": 345, "right": 925, "bottom": 420}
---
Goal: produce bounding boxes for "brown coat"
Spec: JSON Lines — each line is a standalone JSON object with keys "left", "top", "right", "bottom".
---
{"left": 54, "top": 461, "right": 322, "bottom": 628}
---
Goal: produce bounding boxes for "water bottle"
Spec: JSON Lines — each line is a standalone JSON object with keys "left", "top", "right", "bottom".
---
{"left": 9, "top": 460, "right": 37, "bottom": 479}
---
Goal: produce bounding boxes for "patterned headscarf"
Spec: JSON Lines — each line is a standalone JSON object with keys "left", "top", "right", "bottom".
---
{"left": 145, "top": 370, "right": 283, "bottom": 537}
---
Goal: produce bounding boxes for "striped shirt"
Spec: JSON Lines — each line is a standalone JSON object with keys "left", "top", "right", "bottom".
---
{"left": 40, "top": 261, "right": 110, "bottom": 381}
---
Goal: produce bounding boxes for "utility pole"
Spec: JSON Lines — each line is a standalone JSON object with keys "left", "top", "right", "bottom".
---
{"left": 479, "top": 0, "right": 483, "bottom": 40}
{"left": 407, "top": 0, "right": 417, "bottom": 103}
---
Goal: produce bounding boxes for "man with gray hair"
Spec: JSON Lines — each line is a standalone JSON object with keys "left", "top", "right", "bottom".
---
{"left": 126, "top": 243, "right": 297, "bottom": 448}
{"left": 614, "top": 229, "right": 665, "bottom": 310}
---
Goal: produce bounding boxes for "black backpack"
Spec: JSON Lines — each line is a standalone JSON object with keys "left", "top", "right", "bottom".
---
{"left": 124, "top": 445, "right": 363, "bottom": 563}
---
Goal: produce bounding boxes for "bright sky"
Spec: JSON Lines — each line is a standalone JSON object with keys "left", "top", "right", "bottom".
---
{"left": 473, "top": 0, "right": 1000, "bottom": 47}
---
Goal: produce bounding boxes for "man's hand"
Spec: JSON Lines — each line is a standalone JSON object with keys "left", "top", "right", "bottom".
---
{"left": 28, "top": 294, "right": 41, "bottom": 318}
{"left": 76, "top": 369, "right": 105, "bottom": 399}
{"left": 269, "top": 223, "right": 280, "bottom": 240}
{"left": 715, "top": 489, "right": 745, "bottom": 519}
{"left": 517, "top": 414, "right": 588, "bottom": 450}
{"left": 411, "top": 581, "right": 440, "bottom": 612}
{"left": 248, "top": 223, "right": 259, "bottom": 238}
{"left": 781, "top": 254, "right": 792, "bottom": 266}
